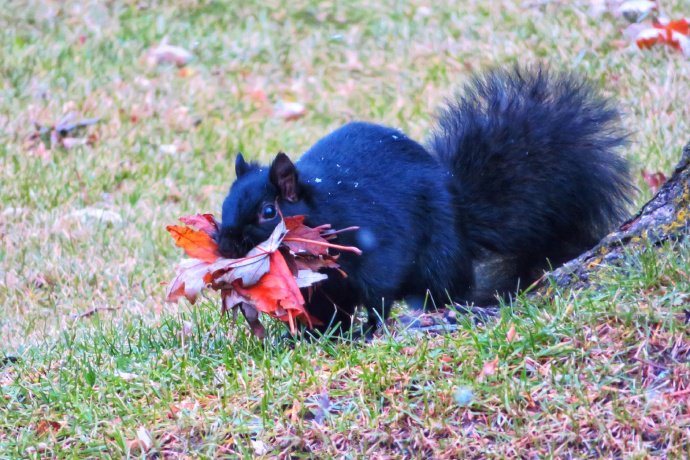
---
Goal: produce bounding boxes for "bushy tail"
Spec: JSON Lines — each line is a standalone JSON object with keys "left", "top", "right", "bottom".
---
{"left": 428, "top": 65, "right": 633, "bottom": 268}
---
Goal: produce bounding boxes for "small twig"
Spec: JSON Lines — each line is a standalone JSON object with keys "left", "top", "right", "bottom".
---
{"left": 664, "top": 388, "right": 690, "bottom": 398}
{"left": 71, "top": 306, "right": 118, "bottom": 320}
{"left": 633, "top": 357, "right": 669, "bottom": 371}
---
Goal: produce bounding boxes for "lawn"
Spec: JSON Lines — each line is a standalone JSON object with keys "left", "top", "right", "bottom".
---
{"left": 1, "top": 0, "right": 689, "bottom": 457}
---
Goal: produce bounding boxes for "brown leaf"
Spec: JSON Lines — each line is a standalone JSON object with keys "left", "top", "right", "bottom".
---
{"left": 641, "top": 170, "right": 667, "bottom": 194}
{"left": 506, "top": 324, "right": 517, "bottom": 343}
{"left": 293, "top": 254, "right": 341, "bottom": 272}
{"left": 616, "top": 1, "right": 657, "bottom": 23}
{"left": 61, "top": 137, "right": 88, "bottom": 149}
{"left": 35, "top": 420, "right": 62, "bottom": 437}
{"left": 71, "top": 306, "right": 118, "bottom": 320}
{"left": 283, "top": 215, "right": 331, "bottom": 255}
{"left": 274, "top": 101, "right": 306, "bottom": 121}
{"left": 477, "top": 356, "right": 499, "bottom": 382}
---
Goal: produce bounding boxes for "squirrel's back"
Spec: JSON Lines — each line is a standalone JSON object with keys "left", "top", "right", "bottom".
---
{"left": 285, "top": 122, "right": 468, "bottom": 314}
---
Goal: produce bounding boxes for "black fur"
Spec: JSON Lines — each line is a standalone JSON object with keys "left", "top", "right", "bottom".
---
{"left": 218, "top": 66, "right": 633, "bottom": 333}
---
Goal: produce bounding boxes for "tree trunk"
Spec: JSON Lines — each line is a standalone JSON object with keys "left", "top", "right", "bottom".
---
{"left": 543, "top": 141, "right": 690, "bottom": 292}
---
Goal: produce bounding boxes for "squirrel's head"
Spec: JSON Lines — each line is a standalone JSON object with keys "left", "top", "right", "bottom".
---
{"left": 217, "top": 152, "right": 299, "bottom": 258}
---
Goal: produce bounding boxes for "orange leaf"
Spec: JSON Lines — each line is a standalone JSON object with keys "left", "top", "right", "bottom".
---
{"left": 662, "top": 18, "right": 689, "bottom": 36}
{"left": 166, "top": 225, "right": 220, "bottom": 263}
{"left": 478, "top": 356, "right": 499, "bottom": 382}
{"left": 235, "top": 251, "right": 321, "bottom": 333}
{"left": 636, "top": 18, "right": 690, "bottom": 56}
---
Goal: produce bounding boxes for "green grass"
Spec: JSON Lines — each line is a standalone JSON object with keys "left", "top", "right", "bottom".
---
{"left": 1, "top": 0, "right": 689, "bottom": 457}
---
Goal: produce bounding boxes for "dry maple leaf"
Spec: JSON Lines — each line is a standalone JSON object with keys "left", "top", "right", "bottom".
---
{"left": 506, "top": 324, "right": 517, "bottom": 343}
{"left": 165, "top": 213, "right": 359, "bottom": 336}
{"left": 235, "top": 251, "right": 314, "bottom": 333}
{"left": 477, "top": 356, "right": 499, "bottom": 382}
{"left": 211, "top": 220, "right": 286, "bottom": 287}
{"left": 284, "top": 215, "right": 362, "bottom": 256}
{"left": 616, "top": 1, "right": 657, "bottom": 23}
{"left": 635, "top": 18, "right": 690, "bottom": 57}
{"left": 179, "top": 213, "right": 218, "bottom": 234}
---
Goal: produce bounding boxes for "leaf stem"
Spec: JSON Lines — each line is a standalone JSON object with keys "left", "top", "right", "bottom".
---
{"left": 283, "top": 237, "right": 363, "bottom": 255}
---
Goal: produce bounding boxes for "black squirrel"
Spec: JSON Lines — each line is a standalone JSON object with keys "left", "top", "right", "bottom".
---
{"left": 217, "top": 66, "right": 633, "bottom": 334}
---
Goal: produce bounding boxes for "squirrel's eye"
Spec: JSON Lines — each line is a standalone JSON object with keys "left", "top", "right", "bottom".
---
{"left": 261, "top": 203, "right": 277, "bottom": 220}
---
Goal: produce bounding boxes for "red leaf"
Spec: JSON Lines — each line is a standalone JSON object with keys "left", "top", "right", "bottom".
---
{"left": 166, "top": 213, "right": 357, "bottom": 335}
{"left": 284, "top": 215, "right": 331, "bottom": 255}
{"left": 179, "top": 214, "right": 219, "bottom": 235}
{"left": 166, "top": 225, "right": 220, "bottom": 263}
{"left": 664, "top": 18, "right": 689, "bottom": 36}
{"left": 235, "top": 251, "right": 321, "bottom": 333}
{"left": 284, "top": 215, "right": 362, "bottom": 256}
{"left": 641, "top": 170, "right": 667, "bottom": 194}
{"left": 635, "top": 18, "right": 690, "bottom": 56}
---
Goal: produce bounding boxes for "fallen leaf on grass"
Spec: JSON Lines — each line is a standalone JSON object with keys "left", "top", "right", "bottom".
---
{"left": 65, "top": 207, "right": 123, "bottom": 226}
{"left": 168, "top": 399, "right": 198, "bottom": 419}
{"left": 25, "top": 444, "right": 49, "bottom": 455}
{"left": 113, "top": 370, "right": 139, "bottom": 381}
{"left": 145, "top": 40, "right": 193, "bottom": 67}
{"left": 506, "top": 323, "right": 517, "bottom": 342}
{"left": 634, "top": 18, "right": 690, "bottom": 57}
{"left": 127, "top": 426, "right": 154, "bottom": 454}
{"left": 251, "top": 440, "right": 269, "bottom": 456}
{"left": 477, "top": 356, "right": 499, "bottom": 382}
{"left": 35, "top": 420, "right": 62, "bottom": 437}
{"left": 71, "top": 306, "right": 119, "bottom": 320}
{"left": 274, "top": 101, "right": 307, "bottom": 121}
{"left": 641, "top": 170, "right": 667, "bottom": 193}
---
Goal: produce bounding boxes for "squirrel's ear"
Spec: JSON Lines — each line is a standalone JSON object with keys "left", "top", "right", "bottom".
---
{"left": 235, "top": 153, "right": 250, "bottom": 178}
{"left": 270, "top": 152, "right": 299, "bottom": 203}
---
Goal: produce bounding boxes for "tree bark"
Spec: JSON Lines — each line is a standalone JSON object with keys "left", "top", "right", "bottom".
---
{"left": 543, "top": 141, "right": 690, "bottom": 292}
